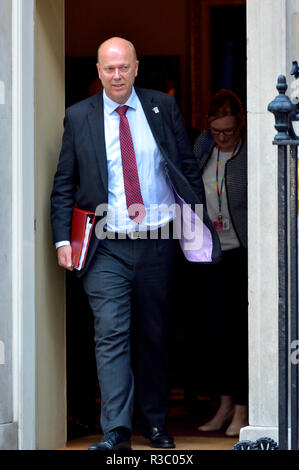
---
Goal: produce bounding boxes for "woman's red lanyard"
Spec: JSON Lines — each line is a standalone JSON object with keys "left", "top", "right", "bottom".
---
{"left": 216, "top": 141, "right": 239, "bottom": 220}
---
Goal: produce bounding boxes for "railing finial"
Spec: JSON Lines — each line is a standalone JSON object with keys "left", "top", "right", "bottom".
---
{"left": 268, "top": 75, "right": 295, "bottom": 141}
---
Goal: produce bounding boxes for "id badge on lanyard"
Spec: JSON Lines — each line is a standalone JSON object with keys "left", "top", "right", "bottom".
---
{"left": 213, "top": 143, "right": 238, "bottom": 232}
{"left": 213, "top": 213, "right": 230, "bottom": 231}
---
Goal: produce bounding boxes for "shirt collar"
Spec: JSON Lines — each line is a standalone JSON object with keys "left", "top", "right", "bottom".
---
{"left": 103, "top": 87, "right": 138, "bottom": 115}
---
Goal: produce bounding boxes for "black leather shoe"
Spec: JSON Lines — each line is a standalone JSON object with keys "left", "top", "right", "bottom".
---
{"left": 142, "top": 426, "right": 175, "bottom": 449}
{"left": 88, "top": 429, "right": 131, "bottom": 451}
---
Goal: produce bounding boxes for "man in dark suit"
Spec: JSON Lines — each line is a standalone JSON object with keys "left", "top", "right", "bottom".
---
{"left": 51, "top": 37, "right": 220, "bottom": 450}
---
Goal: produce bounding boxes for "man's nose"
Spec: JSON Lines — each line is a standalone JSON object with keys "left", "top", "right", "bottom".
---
{"left": 113, "top": 68, "right": 121, "bottom": 79}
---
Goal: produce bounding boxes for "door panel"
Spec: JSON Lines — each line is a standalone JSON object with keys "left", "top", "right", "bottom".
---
{"left": 190, "top": 0, "right": 246, "bottom": 130}
{"left": 35, "top": 0, "right": 66, "bottom": 449}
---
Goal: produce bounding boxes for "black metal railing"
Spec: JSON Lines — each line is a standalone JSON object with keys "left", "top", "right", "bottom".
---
{"left": 268, "top": 61, "right": 299, "bottom": 450}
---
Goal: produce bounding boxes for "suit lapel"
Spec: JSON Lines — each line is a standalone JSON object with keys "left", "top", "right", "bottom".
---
{"left": 136, "top": 88, "right": 167, "bottom": 156}
{"left": 87, "top": 92, "right": 108, "bottom": 192}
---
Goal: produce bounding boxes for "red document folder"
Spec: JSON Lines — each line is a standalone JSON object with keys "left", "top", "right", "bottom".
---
{"left": 71, "top": 208, "right": 96, "bottom": 270}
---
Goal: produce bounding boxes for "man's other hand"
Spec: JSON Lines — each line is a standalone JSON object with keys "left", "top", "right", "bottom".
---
{"left": 57, "top": 245, "right": 74, "bottom": 271}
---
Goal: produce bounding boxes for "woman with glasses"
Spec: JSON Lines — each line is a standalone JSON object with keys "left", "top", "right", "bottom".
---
{"left": 193, "top": 89, "right": 248, "bottom": 437}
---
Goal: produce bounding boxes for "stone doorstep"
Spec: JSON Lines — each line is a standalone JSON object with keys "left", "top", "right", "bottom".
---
{"left": 0, "top": 422, "right": 18, "bottom": 450}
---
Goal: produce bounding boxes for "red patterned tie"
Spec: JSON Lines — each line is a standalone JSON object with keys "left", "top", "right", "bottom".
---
{"left": 116, "top": 105, "right": 146, "bottom": 224}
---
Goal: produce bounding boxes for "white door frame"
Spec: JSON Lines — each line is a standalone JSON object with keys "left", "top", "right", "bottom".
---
{"left": 12, "top": 0, "right": 36, "bottom": 450}
{"left": 12, "top": 0, "right": 66, "bottom": 450}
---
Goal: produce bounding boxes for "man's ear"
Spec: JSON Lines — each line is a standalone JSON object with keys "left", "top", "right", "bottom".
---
{"left": 96, "top": 63, "right": 101, "bottom": 79}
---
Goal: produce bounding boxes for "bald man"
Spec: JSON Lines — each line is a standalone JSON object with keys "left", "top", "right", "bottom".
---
{"left": 51, "top": 37, "right": 220, "bottom": 450}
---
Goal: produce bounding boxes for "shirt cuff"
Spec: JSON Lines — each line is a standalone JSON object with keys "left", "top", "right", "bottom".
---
{"left": 55, "top": 240, "right": 70, "bottom": 249}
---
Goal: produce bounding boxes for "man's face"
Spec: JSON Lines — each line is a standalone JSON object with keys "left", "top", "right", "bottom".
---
{"left": 97, "top": 41, "right": 139, "bottom": 104}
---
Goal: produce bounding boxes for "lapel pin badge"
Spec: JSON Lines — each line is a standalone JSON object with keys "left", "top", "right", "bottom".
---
{"left": 152, "top": 106, "right": 159, "bottom": 114}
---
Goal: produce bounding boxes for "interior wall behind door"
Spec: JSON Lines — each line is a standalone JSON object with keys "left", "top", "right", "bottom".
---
{"left": 35, "top": 0, "right": 66, "bottom": 449}
{"left": 65, "top": 0, "right": 191, "bottom": 125}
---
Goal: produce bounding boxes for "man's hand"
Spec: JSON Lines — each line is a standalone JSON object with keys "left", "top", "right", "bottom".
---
{"left": 57, "top": 245, "right": 74, "bottom": 271}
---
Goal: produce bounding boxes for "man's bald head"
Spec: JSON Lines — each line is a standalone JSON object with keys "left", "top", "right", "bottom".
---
{"left": 97, "top": 37, "right": 137, "bottom": 64}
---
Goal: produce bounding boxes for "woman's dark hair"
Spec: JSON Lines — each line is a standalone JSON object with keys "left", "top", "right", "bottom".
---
{"left": 206, "top": 89, "right": 245, "bottom": 128}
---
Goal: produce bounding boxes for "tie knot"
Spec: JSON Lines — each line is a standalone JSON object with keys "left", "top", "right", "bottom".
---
{"left": 116, "top": 105, "right": 129, "bottom": 116}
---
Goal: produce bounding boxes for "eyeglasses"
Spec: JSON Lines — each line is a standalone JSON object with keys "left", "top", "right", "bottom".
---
{"left": 210, "top": 128, "right": 236, "bottom": 136}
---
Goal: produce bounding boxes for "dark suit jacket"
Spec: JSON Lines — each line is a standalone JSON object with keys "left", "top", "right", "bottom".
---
{"left": 51, "top": 88, "right": 221, "bottom": 277}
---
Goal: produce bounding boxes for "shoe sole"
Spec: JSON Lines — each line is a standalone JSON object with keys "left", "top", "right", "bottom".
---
{"left": 88, "top": 440, "right": 132, "bottom": 451}
{"left": 150, "top": 443, "right": 176, "bottom": 449}
{"left": 114, "top": 440, "right": 132, "bottom": 451}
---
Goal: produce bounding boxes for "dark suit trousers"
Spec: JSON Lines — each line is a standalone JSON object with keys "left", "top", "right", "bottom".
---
{"left": 81, "top": 236, "right": 177, "bottom": 434}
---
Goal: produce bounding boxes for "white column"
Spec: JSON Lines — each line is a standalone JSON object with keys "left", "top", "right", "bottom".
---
{"left": 0, "top": 0, "right": 17, "bottom": 450}
{"left": 242, "top": 0, "right": 297, "bottom": 443}
{"left": 12, "top": 0, "right": 36, "bottom": 450}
